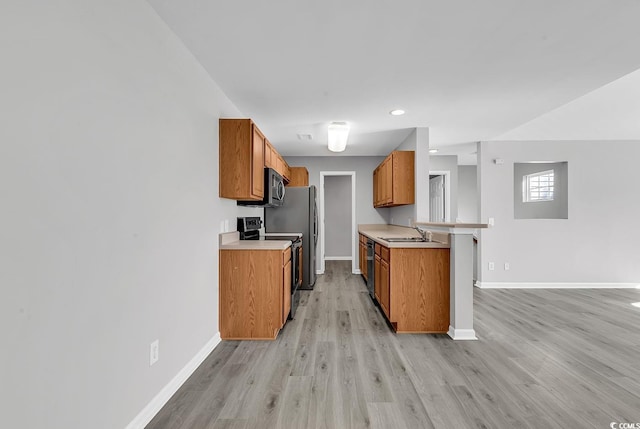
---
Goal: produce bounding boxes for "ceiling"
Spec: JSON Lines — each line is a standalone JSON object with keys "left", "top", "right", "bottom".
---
{"left": 147, "top": 0, "right": 640, "bottom": 160}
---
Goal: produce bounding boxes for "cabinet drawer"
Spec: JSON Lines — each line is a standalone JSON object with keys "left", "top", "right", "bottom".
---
{"left": 380, "top": 246, "right": 390, "bottom": 261}
{"left": 283, "top": 247, "right": 291, "bottom": 264}
{"left": 375, "top": 243, "right": 381, "bottom": 256}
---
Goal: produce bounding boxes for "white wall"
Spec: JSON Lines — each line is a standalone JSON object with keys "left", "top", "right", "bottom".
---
{"left": 285, "top": 156, "right": 387, "bottom": 271}
{"left": 430, "top": 155, "right": 459, "bottom": 222}
{"left": 324, "top": 176, "right": 352, "bottom": 257}
{"left": 478, "top": 140, "right": 640, "bottom": 285}
{"left": 0, "top": 1, "right": 243, "bottom": 428}
{"left": 457, "top": 165, "right": 478, "bottom": 222}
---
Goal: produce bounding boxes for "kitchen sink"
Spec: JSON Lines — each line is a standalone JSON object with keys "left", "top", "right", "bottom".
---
{"left": 378, "top": 237, "right": 428, "bottom": 242}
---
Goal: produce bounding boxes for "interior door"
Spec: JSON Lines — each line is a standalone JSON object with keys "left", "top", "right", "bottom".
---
{"left": 430, "top": 175, "right": 445, "bottom": 222}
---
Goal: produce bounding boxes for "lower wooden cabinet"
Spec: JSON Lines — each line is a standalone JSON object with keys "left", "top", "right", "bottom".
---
{"left": 374, "top": 242, "right": 450, "bottom": 333}
{"left": 219, "top": 247, "right": 292, "bottom": 340}
{"left": 358, "top": 234, "right": 368, "bottom": 281}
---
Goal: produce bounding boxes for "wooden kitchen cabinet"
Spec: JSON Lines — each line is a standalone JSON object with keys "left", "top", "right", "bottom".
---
{"left": 374, "top": 242, "right": 450, "bottom": 333}
{"left": 373, "top": 168, "right": 379, "bottom": 206}
{"left": 219, "top": 119, "right": 265, "bottom": 200}
{"left": 374, "top": 253, "right": 381, "bottom": 302}
{"left": 219, "top": 247, "right": 292, "bottom": 340}
{"left": 287, "top": 167, "right": 309, "bottom": 187}
{"left": 358, "top": 234, "right": 368, "bottom": 281}
{"left": 265, "top": 140, "right": 275, "bottom": 169}
{"left": 270, "top": 151, "right": 290, "bottom": 183}
{"left": 283, "top": 249, "right": 292, "bottom": 325}
{"left": 372, "top": 151, "right": 415, "bottom": 208}
{"left": 375, "top": 243, "right": 391, "bottom": 318}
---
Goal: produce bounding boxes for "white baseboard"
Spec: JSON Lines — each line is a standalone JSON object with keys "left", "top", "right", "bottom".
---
{"left": 125, "top": 332, "right": 221, "bottom": 429}
{"left": 354, "top": 269, "right": 362, "bottom": 275}
{"left": 447, "top": 326, "right": 478, "bottom": 341}
{"left": 324, "top": 256, "right": 352, "bottom": 261}
{"left": 316, "top": 269, "right": 323, "bottom": 275}
{"left": 475, "top": 281, "right": 640, "bottom": 289}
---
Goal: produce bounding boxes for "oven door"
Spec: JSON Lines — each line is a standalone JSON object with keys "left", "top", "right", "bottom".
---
{"left": 289, "top": 241, "right": 302, "bottom": 319}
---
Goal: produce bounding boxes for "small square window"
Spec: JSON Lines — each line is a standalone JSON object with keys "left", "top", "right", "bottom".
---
{"left": 523, "top": 170, "right": 554, "bottom": 202}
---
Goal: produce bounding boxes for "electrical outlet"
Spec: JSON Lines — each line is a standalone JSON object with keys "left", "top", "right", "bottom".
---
{"left": 224, "top": 219, "right": 229, "bottom": 232}
{"left": 504, "top": 262, "right": 510, "bottom": 271}
{"left": 488, "top": 217, "right": 495, "bottom": 226}
{"left": 150, "top": 340, "right": 159, "bottom": 366}
{"left": 488, "top": 262, "right": 495, "bottom": 271}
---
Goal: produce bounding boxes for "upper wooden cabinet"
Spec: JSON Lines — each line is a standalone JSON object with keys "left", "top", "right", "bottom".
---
{"left": 219, "top": 119, "right": 265, "bottom": 200}
{"left": 287, "top": 167, "right": 309, "bottom": 187}
{"left": 265, "top": 140, "right": 275, "bottom": 169}
{"left": 373, "top": 151, "right": 415, "bottom": 208}
{"left": 265, "top": 140, "right": 290, "bottom": 183}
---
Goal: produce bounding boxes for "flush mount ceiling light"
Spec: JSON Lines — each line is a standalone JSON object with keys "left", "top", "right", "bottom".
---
{"left": 429, "top": 148, "right": 439, "bottom": 154}
{"left": 327, "top": 122, "right": 350, "bottom": 152}
{"left": 389, "top": 109, "right": 405, "bottom": 116}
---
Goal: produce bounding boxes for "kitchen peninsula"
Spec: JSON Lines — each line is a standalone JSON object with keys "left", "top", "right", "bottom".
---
{"left": 359, "top": 222, "right": 488, "bottom": 340}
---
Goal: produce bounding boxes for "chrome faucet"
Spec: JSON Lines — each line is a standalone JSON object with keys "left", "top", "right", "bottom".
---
{"left": 414, "top": 227, "right": 432, "bottom": 242}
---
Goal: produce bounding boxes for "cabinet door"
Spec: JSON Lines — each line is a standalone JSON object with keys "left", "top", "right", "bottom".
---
{"left": 384, "top": 158, "right": 393, "bottom": 204}
{"left": 283, "top": 259, "right": 291, "bottom": 325}
{"left": 264, "top": 141, "right": 273, "bottom": 168}
{"left": 282, "top": 160, "right": 291, "bottom": 182}
{"left": 252, "top": 126, "right": 265, "bottom": 198}
{"left": 360, "top": 242, "right": 368, "bottom": 281}
{"left": 373, "top": 169, "right": 379, "bottom": 207}
{"left": 378, "top": 162, "right": 387, "bottom": 206}
{"left": 287, "top": 167, "right": 309, "bottom": 187}
{"left": 374, "top": 254, "right": 381, "bottom": 301}
{"left": 380, "top": 258, "right": 390, "bottom": 318}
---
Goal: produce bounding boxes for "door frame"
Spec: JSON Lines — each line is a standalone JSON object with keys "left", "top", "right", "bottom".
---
{"left": 318, "top": 171, "right": 357, "bottom": 275}
{"left": 429, "top": 170, "right": 451, "bottom": 222}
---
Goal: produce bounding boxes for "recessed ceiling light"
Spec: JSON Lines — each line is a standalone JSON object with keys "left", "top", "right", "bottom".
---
{"left": 429, "top": 149, "right": 439, "bottom": 154}
{"left": 389, "top": 109, "right": 405, "bottom": 116}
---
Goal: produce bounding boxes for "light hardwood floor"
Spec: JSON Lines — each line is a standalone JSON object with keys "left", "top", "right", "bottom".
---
{"left": 147, "top": 261, "right": 640, "bottom": 429}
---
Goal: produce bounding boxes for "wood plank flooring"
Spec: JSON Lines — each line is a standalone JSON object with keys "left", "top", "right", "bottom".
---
{"left": 147, "top": 261, "right": 640, "bottom": 429}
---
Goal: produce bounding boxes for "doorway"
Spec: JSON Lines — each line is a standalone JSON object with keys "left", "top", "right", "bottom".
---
{"left": 429, "top": 171, "right": 451, "bottom": 222}
{"left": 319, "top": 171, "right": 357, "bottom": 274}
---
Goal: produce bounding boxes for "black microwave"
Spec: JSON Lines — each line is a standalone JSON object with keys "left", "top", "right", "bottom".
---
{"left": 238, "top": 168, "right": 285, "bottom": 208}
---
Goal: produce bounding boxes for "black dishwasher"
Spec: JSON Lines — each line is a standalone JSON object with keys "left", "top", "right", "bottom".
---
{"left": 366, "top": 238, "right": 375, "bottom": 299}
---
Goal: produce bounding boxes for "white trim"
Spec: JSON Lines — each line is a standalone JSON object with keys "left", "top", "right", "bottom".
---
{"left": 429, "top": 170, "right": 451, "bottom": 222}
{"left": 475, "top": 281, "right": 640, "bottom": 289}
{"left": 324, "top": 256, "right": 352, "bottom": 261}
{"left": 447, "top": 326, "right": 478, "bottom": 340}
{"left": 319, "top": 171, "right": 357, "bottom": 275}
{"left": 354, "top": 269, "right": 362, "bottom": 275}
{"left": 316, "top": 269, "right": 323, "bottom": 275}
{"left": 125, "top": 333, "right": 221, "bottom": 429}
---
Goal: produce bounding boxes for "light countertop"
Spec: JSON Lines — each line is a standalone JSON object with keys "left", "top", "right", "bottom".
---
{"left": 358, "top": 224, "right": 450, "bottom": 249}
{"left": 219, "top": 231, "right": 292, "bottom": 251}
